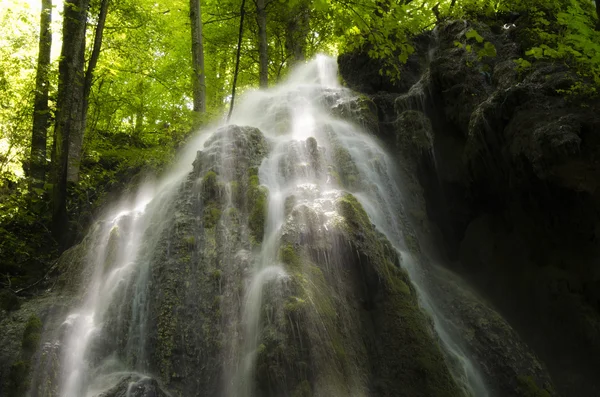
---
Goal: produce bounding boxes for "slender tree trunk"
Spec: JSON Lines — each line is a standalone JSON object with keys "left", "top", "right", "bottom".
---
{"left": 256, "top": 0, "right": 268, "bottom": 88}
{"left": 227, "top": 0, "right": 246, "bottom": 121}
{"left": 51, "top": 0, "right": 90, "bottom": 238}
{"left": 29, "top": 0, "right": 52, "bottom": 189}
{"left": 191, "top": 0, "right": 207, "bottom": 113}
{"left": 68, "top": 0, "right": 109, "bottom": 183}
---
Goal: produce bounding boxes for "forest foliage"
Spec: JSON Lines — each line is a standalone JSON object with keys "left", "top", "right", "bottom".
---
{"left": 0, "top": 0, "right": 599, "bottom": 291}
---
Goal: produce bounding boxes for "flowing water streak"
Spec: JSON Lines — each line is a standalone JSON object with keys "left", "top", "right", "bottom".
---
{"left": 229, "top": 56, "right": 340, "bottom": 396}
{"left": 58, "top": 188, "right": 154, "bottom": 397}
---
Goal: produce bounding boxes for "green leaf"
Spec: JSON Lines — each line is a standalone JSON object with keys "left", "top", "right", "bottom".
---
{"left": 465, "top": 29, "right": 484, "bottom": 43}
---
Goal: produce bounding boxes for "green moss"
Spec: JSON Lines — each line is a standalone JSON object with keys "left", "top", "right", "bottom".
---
{"left": 248, "top": 186, "right": 267, "bottom": 243}
{"left": 157, "top": 288, "right": 180, "bottom": 381}
{"left": 335, "top": 193, "right": 461, "bottom": 396}
{"left": 292, "top": 380, "right": 312, "bottom": 397}
{"left": 211, "top": 269, "right": 222, "bottom": 281}
{"left": 201, "top": 171, "right": 221, "bottom": 201}
{"left": 8, "top": 360, "right": 29, "bottom": 396}
{"left": 203, "top": 205, "right": 222, "bottom": 229}
{"left": 22, "top": 315, "right": 42, "bottom": 353}
{"left": 229, "top": 180, "right": 239, "bottom": 202}
{"left": 7, "top": 315, "right": 42, "bottom": 396}
{"left": 284, "top": 296, "right": 307, "bottom": 313}
{"left": 183, "top": 235, "right": 195, "bottom": 247}
{"left": 224, "top": 206, "right": 238, "bottom": 218}
{"left": 280, "top": 244, "right": 301, "bottom": 268}
{"left": 333, "top": 146, "right": 360, "bottom": 190}
{"left": 378, "top": 276, "right": 460, "bottom": 397}
{"left": 517, "top": 375, "right": 552, "bottom": 397}
{"left": 337, "top": 193, "right": 371, "bottom": 232}
{"left": 247, "top": 168, "right": 268, "bottom": 243}
{"left": 384, "top": 264, "right": 412, "bottom": 296}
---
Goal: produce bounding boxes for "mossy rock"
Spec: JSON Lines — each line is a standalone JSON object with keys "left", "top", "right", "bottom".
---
{"left": 272, "top": 191, "right": 461, "bottom": 396}
{"left": 0, "top": 289, "right": 20, "bottom": 311}
{"left": 201, "top": 171, "right": 222, "bottom": 201}
{"left": 21, "top": 315, "right": 42, "bottom": 354}
{"left": 331, "top": 94, "right": 379, "bottom": 134}
{"left": 247, "top": 168, "right": 269, "bottom": 244}
{"left": 395, "top": 110, "right": 433, "bottom": 154}
{"left": 7, "top": 360, "right": 29, "bottom": 396}
{"left": 335, "top": 194, "right": 462, "bottom": 397}
{"left": 517, "top": 375, "right": 553, "bottom": 397}
{"left": 203, "top": 205, "right": 222, "bottom": 229}
{"left": 292, "top": 380, "right": 312, "bottom": 397}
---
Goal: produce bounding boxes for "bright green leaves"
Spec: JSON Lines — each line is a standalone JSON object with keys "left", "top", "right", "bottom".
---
{"left": 336, "top": 0, "right": 599, "bottom": 87}
{"left": 348, "top": 26, "right": 361, "bottom": 35}
{"left": 525, "top": 47, "right": 544, "bottom": 59}
{"left": 312, "top": 0, "right": 329, "bottom": 12}
{"left": 465, "top": 28, "right": 484, "bottom": 43}
{"left": 329, "top": 0, "right": 436, "bottom": 80}
{"left": 519, "top": 0, "right": 600, "bottom": 87}
{"left": 455, "top": 28, "right": 497, "bottom": 62}
{"left": 478, "top": 41, "right": 497, "bottom": 59}
{"left": 514, "top": 57, "right": 532, "bottom": 72}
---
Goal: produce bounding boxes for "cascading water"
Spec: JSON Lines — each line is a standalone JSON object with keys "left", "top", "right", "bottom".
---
{"left": 30, "top": 55, "right": 488, "bottom": 397}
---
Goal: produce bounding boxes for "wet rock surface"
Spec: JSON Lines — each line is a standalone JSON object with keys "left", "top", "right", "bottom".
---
{"left": 0, "top": 239, "right": 87, "bottom": 396}
{"left": 96, "top": 375, "right": 170, "bottom": 397}
{"left": 339, "top": 16, "right": 600, "bottom": 397}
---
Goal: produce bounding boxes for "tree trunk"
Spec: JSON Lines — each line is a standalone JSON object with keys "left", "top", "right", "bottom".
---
{"left": 191, "top": 0, "right": 207, "bottom": 112}
{"left": 69, "top": 0, "right": 109, "bottom": 183}
{"left": 51, "top": 0, "right": 90, "bottom": 237}
{"left": 29, "top": 0, "right": 52, "bottom": 189}
{"left": 227, "top": 0, "right": 246, "bottom": 121}
{"left": 285, "top": 1, "right": 309, "bottom": 65}
{"left": 256, "top": 0, "right": 268, "bottom": 88}
{"left": 595, "top": 0, "right": 600, "bottom": 30}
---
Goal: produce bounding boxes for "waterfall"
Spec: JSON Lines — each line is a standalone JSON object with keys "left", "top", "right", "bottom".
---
{"left": 31, "top": 55, "right": 488, "bottom": 397}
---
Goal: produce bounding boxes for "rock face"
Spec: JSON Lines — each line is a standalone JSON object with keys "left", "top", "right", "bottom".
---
{"left": 12, "top": 121, "right": 467, "bottom": 397}
{"left": 97, "top": 375, "right": 170, "bottom": 397}
{"left": 264, "top": 191, "right": 462, "bottom": 397}
{"left": 339, "top": 16, "right": 600, "bottom": 397}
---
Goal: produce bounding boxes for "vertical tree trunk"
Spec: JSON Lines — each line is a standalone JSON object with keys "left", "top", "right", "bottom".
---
{"left": 69, "top": 0, "right": 109, "bottom": 183}
{"left": 29, "top": 0, "right": 52, "bottom": 189}
{"left": 256, "top": 0, "right": 268, "bottom": 88}
{"left": 595, "top": 0, "right": 600, "bottom": 30}
{"left": 227, "top": 0, "right": 247, "bottom": 121}
{"left": 285, "top": 0, "right": 309, "bottom": 65}
{"left": 51, "top": 0, "right": 90, "bottom": 237}
{"left": 191, "top": 0, "right": 207, "bottom": 113}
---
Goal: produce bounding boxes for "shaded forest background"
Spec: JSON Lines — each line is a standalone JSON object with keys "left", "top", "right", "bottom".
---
{"left": 1, "top": 0, "right": 599, "bottom": 293}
